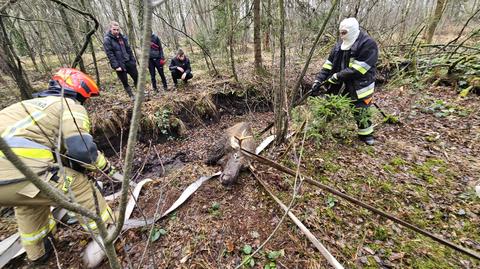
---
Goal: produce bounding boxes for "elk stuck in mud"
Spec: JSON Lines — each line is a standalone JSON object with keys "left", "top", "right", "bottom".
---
{"left": 205, "top": 122, "right": 256, "bottom": 185}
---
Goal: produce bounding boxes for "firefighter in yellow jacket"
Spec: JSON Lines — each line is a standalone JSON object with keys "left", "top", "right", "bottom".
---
{"left": 0, "top": 68, "right": 114, "bottom": 264}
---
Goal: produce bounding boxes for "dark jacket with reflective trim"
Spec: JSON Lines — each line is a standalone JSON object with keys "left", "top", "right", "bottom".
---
{"left": 103, "top": 32, "right": 136, "bottom": 70}
{"left": 0, "top": 96, "right": 107, "bottom": 182}
{"left": 315, "top": 31, "right": 378, "bottom": 100}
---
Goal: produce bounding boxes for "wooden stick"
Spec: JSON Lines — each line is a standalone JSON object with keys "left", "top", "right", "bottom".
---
{"left": 251, "top": 167, "right": 344, "bottom": 269}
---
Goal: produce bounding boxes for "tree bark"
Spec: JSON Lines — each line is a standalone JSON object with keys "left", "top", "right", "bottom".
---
{"left": 0, "top": 14, "right": 33, "bottom": 100}
{"left": 263, "top": 0, "right": 272, "bottom": 51}
{"left": 80, "top": 0, "right": 101, "bottom": 86}
{"left": 253, "top": 0, "right": 262, "bottom": 72}
{"left": 124, "top": 0, "right": 138, "bottom": 56}
{"left": 14, "top": 19, "right": 40, "bottom": 73}
{"left": 289, "top": 0, "right": 339, "bottom": 110}
{"left": 227, "top": 0, "right": 239, "bottom": 82}
{"left": 59, "top": 7, "right": 86, "bottom": 72}
{"left": 274, "top": 0, "right": 287, "bottom": 144}
{"left": 424, "top": 0, "right": 449, "bottom": 43}
{"left": 107, "top": 0, "right": 152, "bottom": 250}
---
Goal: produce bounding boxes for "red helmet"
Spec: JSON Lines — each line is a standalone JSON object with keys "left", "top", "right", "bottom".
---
{"left": 52, "top": 68, "right": 99, "bottom": 99}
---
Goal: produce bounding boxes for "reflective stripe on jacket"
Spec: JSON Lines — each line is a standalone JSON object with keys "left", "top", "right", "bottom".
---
{"left": 0, "top": 96, "right": 107, "bottom": 182}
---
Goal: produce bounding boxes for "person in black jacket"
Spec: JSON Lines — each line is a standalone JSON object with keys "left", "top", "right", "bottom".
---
{"left": 169, "top": 49, "right": 193, "bottom": 88}
{"left": 103, "top": 21, "right": 138, "bottom": 98}
{"left": 149, "top": 33, "right": 168, "bottom": 92}
{"left": 312, "top": 18, "right": 378, "bottom": 145}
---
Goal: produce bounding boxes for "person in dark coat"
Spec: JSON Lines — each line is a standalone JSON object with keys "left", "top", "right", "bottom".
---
{"left": 312, "top": 18, "right": 378, "bottom": 145}
{"left": 169, "top": 49, "right": 193, "bottom": 88}
{"left": 103, "top": 21, "right": 138, "bottom": 98}
{"left": 149, "top": 33, "right": 168, "bottom": 92}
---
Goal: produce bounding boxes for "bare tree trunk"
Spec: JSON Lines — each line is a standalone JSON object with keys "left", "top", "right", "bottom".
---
{"left": 289, "top": 0, "right": 339, "bottom": 109}
{"left": 274, "top": 0, "right": 287, "bottom": 144}
{"left": 124, "top": 0, "right": 138, "bottom": 55}
{"left": 192, "top": 0, "right": 210, "bottom": 34}
{"left": 227, "top": 0, "right": 239, "bottom": 82}
{"left": 243, "top": 0, "right": 250, "bottom": 51}
{"left": 0, "top": 15, "right": 32, "bottom": 100}
{"left": 253, "top": 0, "right": 262, "bottom": 72}
{"left": 111, "top": 0, "right": 120, "bottom": 21}
{"left": 80, "top": 0, "right": 101, "bottom": 86}
{"left": 165, "top": 0, "right": 179, "bottom": 48}
{"left": 264, "top": 0, "right": 272, "bottom": 51}
{"left": 179, "top": 3, "right": 194, "bottom": 54}
{"left": 424, "top": 0, "right": 448, "bottom": 43}
{"left": 59, "top": 7, "right": 86, "bottom": 72}
{"left": 14, "top": 20, "right": 40, "bottom": 73}
{"left": 107, "top": 0, "right": 153, "bottom": 258}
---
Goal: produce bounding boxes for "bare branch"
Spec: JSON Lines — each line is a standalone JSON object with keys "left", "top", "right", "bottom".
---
{"left": 151, "top": 0, "right": 166, "bottom": 8}
{"left": 289, "top": 0, "right": 339, "bottom": 109}
{"left": 48, "top": 0, "right": 99, "bottom": 68}
{"left": 107, "top": 0, "right": 153, "bottom": 245}
{"left": 0, "top": 0, "right": 18, "bottom": 13}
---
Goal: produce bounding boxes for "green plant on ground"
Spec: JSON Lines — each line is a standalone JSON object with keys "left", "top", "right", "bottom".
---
{"left": 208, "top": 202, "right": 221, "bottom": 217}
{"left": 410, "top": 158, "right": 446, "bottom": 183}
{"left": 241, "top": 244, "right": 255, "bottom": 268}
{"left": 154, "top": 108, "right": 172, "bottom": 135}
{"left": 264, "top": 249, "right": 285, "bottom": 269}
{"left": 292, "top": 94, "right": 356, "bottom": 143}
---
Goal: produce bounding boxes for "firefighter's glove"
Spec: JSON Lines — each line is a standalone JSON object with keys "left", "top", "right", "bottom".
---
{"left": 311, "top": 80, "right": 322, "bottom": 94}
{"left": 101, "top": 160, "right": 116, "bottom": 177}
{"left": 327, "top": 73, "right": 339, "bottom": 84}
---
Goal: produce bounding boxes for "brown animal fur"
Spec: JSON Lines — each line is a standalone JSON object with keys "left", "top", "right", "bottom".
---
{"left": 205, "top": 122, "right": 255, "bottom": 185}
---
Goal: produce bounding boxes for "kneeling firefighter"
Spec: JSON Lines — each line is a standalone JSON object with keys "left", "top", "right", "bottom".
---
{"left": 0, "top": 68, "right": 114, "bottom": 264}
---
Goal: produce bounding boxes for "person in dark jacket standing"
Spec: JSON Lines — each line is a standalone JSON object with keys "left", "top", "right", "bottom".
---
{"left": 149, "top": 33, "right": 168, "bottom": 92}
{"left": 103, "top": 21, "right": 138, "bottom": 98}
{"left": 312, "top": 18, "right": 378, "bottom": 145}
{"left": 169, "top": 49, "right": 193, "bottom": 88}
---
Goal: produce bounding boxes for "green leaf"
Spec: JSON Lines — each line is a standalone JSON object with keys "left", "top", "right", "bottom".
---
{"left": 326, "top": 196, "right": 336, "bottom": 208}
{"left": 249, "top": 257, "right": 255, "bottom": 267}
{"left": 268, "top": 249, "right": 285, "bottom": 260}
{"left": 159, "top": 228, "right": 167, "bottom": 235}
{"left": 150, "top": 228, "right": 161, "bottom": 242}
{"left": 264, "top": 261, "right": 277, "bottom": 269}
{"left": 211, "top": 202, "right": 220, "bottom": 211}
{"left": 243, "top": 244, "right": 252, "bottom": 255}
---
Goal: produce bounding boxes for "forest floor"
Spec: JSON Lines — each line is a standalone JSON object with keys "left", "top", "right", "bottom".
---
{"left": 0, "top": 52, "right": 479, "bottom": 269}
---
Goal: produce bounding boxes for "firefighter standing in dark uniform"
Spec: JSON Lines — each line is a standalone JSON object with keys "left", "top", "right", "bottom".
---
{"left": 312, "top": 18, "right": 378, "bottom": 145}
{"left": 0, "top": 68, "right": 114, "bottom": 265}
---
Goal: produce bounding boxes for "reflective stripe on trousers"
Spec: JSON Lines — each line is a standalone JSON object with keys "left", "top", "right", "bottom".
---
{"left": 20, "top": 216, "right": 56, "bottom": 245}
{"left": 356, "top": 82, "right": 375, "bottom": 99}
{"left": 81, "top": 206, "right": 113, "bottom": 231}
{"left": 358, "top": 125, "right": 374, "bottom": 136}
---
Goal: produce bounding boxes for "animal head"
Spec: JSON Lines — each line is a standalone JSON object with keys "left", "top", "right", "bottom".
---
{"left": 219, "top": 151, "right": 245, "bottom": 186}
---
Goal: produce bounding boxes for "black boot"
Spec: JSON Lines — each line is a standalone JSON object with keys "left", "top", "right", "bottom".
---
{"left": 31, "top": 233, "right": 55, "bottom": 265}
{"left": 124, "top": 86, "right": 134, "bottom": 99}
{"left": 359, "top": 135, "right": 375, "bottom": 145}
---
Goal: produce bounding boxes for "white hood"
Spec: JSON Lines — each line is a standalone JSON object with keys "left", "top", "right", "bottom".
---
{"left": 339, "top": 18, "right": 360, "bottom": 51}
